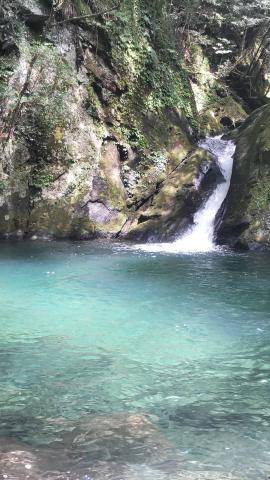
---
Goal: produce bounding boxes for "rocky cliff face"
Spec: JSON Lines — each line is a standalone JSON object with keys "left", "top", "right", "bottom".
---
{"left": 218, "top": 104, "right": 270, "bottom": 250}
{"left": 0, "top": 0, "right": 244, "bottom": 241}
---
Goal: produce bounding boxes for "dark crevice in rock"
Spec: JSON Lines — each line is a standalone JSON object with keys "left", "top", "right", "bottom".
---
{"left": 24, "top": 184, "right": 39, "bottom": 237}
{"left": 220, "top": 116, "right": 234, "bottom": 129}
{"left": 117, "top": 144, "right": 129, "bottom": 162}
{"left": 138, "top": 213, "right": 161, "bottom": 224}
{"left": 131, "top": 181, "right": 163, "bottom": 212}
{"left": 115, "top": 218, "right": 129, "bottom": 237}
{"left": 0, "top": 39, "right": 19, "bottom": 56}
{"left": 218, "top": 221, "right": 250, "bottom": 247}
{"left": 102, "top": 134, "right": 118, "bottom": 144}
{"left": 52, "top": 170, "right": 67, "bottom": 182}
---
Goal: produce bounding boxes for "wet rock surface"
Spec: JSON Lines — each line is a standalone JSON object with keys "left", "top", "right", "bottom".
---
{"left": 122, "top": 148, "right": 224, "bottom": 241}
{"left": 218, "top": 104, "right": 270, "bottom": 250}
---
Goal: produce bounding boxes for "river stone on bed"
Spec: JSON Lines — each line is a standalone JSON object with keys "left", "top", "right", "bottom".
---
{"left": 87, "top": 463, "right": 242, "bottom": 480}
{"left": 69, "top": 412, "right": 172, "bottom": 465}
{"left": 0, "top": 441, "right": 39, "bottom": 480}
{"left": 0, "top": 437, "right": 243, "bottom": 480}
{"left": 44, "top": 462, "right": 242, "bottom": 480}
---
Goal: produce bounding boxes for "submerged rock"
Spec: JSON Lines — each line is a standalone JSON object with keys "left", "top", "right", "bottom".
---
{"left": 0, "top": 440, "right": 39, "bottom": 480}
{"left": 46, "top": 463, "right": 242, "bottom": 480}
{"left": 87, "top": 464, "right": 242, "bottom": 480}
{"left": 68, "top": 413, "right": 173, "bottom": 465}
{"left": 0, "top": 412, "right": 243, "bottom": 480}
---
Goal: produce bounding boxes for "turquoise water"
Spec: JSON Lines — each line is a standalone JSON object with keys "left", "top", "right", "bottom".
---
{"left": 1, "top": 241, "right": 270, "bottom": 478}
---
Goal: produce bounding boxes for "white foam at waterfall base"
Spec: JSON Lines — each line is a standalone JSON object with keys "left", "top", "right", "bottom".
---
{"left": 138, "top": 136, "right": 236, "bottom": 254}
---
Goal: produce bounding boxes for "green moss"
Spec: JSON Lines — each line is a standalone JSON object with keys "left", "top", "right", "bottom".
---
{"left": 103, "top": 0, "right": 197, "bottom": 149}
{"left": 185, "top": 44, "right": 248, "bottom": 136}
{"left": 73, "top": 0, "right": 92, "bottom": 16}
{"left": 31, "top": 170, "right": 55, "bottom": 189}
{"left": 140, "top": 150, "right": 167, "bottom": 172}
{"left": 250, "top": 179, "right": 270, "bottom": 211}
{"left": 86, "top": 83, "right": 103, "bottom": 119}
{"left": 18, "top": 42, "right": 74, "bottom": 165}
{"left": 260, "top": 121, "right": 270, "bottom": 151}
{"left": 113, "top": 52, "right": 195, "bottom": 126}
{"left": 0, "top": 180, "right": 7, "bottom": 194}
{"left": 0, "top": 56, "right": 16, "bottom": 100}
{"left": 199, "top": 97, "right": 247, "bottom": 136}
{"left": 144, "top": 61, "right": 194, "bottom": 116}
{"left": 105, "top": 184, "right": 126, "bottom": 209}
{"left": 121, "top": 126, "right": 149, "bottom": 150}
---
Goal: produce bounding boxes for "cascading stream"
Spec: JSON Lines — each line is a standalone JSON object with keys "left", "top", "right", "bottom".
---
{"left": 139, "top": 136, "right": 235, "bottom": 253}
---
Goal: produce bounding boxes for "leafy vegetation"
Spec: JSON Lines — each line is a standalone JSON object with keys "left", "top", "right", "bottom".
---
{"left": 250, "top": 179, "right": 270, "bottom": 211}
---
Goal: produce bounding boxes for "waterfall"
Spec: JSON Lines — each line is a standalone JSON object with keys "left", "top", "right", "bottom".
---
{"left": 139, "top": 136, "right": 235, "bottom": 253}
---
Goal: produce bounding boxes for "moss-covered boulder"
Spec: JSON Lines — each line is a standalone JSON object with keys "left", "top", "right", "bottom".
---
{"left": 187, "top": 45, "right": 247, "bottom": 137}
{"left": 199, "top": 97, "right": 247, "bottom": 137}
{"left": 122, "top": 147, "right": 224, "bottom": 241}
{"left": 218, "top": 104, "right": 270, "bottom": 249}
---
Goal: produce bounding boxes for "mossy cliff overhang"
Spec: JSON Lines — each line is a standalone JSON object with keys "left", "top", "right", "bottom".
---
{"left": 1, "top": 0, "right": 247, "bottom": 241}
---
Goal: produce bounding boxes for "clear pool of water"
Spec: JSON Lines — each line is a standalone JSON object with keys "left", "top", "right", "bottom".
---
{"left": 0, "top": 241, "right": 270, "bottom": 479}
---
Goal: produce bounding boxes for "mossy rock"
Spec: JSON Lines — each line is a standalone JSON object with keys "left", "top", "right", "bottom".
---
{"left": 199, "top": 97, "right": 247, "bottom": 137}
{"left": 122, "top": 147, "right": 224, "bottom": 241}
{"left": 218, "top": 104, "right": 270, "bottom": 249}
